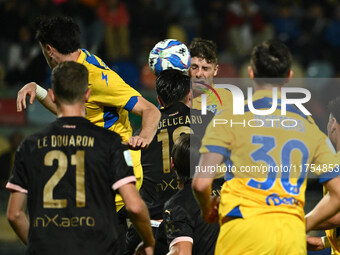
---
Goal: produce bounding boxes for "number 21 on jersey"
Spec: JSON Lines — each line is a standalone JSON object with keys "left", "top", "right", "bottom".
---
{"left": 43, "top": 150, "right": 85, "bottom": 208}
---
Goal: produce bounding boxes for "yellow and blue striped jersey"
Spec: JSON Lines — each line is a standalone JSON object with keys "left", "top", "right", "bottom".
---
{"left": 200, "top": 89, "right": 340, "bottom": 223}
{"left": 77, "top": 49, "right": 141, "bottom": 142}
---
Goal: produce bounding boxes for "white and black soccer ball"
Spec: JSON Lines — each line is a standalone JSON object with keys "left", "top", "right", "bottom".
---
{"left": 148, "top": 39, "right": 191, "bottom": 76}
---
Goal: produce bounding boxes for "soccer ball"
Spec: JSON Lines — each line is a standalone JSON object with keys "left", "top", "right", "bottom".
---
{"left": 148, "top": 39, "right": 191, "bottom": 76}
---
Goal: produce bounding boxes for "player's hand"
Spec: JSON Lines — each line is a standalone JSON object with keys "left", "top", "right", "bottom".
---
{"left": 126, "top": 136, "right": 150, "bottom": 150}
{"left": 134, "top": 241, "right": 154, "bottom": 255}
{"left": 203, "top": 196, "right": 220, "bottom": 224}
{"left": 17, "top": 82, "right": 37, "bottom": 112}
{"left": 306, "top": 235, "right": 325, "bottom": 251}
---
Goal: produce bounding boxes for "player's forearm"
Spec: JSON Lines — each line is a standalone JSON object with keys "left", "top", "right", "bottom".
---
{"left": 128, "top": 200, "right": 155, "bottom": 247}
{"left": 309, "top": 208, "right": 340, "bottom": 230}
{"left": 8, "top": 211, "right": 29, "bottom": 245}
{"left": 192, "top": 178, "right": 212, "bottom": 214}
{"left": 306, "top": 190, "right": 340, "bottom": 232}
{"left": 312, "top": 218, "right": 340, "bottom": 230}
{"left": 138, "top": 105, "right": 160, "bottom": 144}
{"left": 40, "top": 93, "right": 57, "bottom": 115}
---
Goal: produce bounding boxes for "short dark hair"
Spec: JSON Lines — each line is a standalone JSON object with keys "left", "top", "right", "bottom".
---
{"left": 156, "top": 69, "right": 190, "bottom": 106}
{"left": 189, "top": 38, "right": 218, "bottom": 64}
{"left": 328, "top": 97, "right": 340, "bottom": 123}
{"left": 52, "top": 61, "right": 88, "bottom": 104}
{"left": 250, "top": 40, "right": 292, "bottom": 81}
{"left": 172, "top": 134, "right": 201, "bottom": 183}
{"left": 35, "top": 16, "right": 80, "bottom": 54}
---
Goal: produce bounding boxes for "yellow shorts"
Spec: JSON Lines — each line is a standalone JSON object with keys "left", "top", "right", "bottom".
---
{"left": 215, "top": 213, "right": 306, "bottom": 255}
{"left": 115, "top": 150, "right": 143, "bottom": 212}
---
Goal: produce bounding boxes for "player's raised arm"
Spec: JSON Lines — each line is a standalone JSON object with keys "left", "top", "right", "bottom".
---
{"left": 17, "top": 82, "right": 57, "bottom": 114}
{"left": 118, "top": 183, "right": 155, "bottom": 255}
{"left": 306, "top": 177, "right": 340, "bottom": 232}
{"left": 192, "top": 152, "right": 223, "bottom": 224}
{"left": 129, "top": 96, "right": 161, "bottom": 150}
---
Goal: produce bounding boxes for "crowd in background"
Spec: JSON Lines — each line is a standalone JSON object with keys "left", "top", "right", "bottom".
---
{"left": 1, "top": 0, "right": 340, "bottom": 90}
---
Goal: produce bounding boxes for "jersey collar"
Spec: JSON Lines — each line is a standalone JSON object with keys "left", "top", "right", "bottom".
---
{"left": 76, "top": 50, "right": 87, "bottom": 65}
{"left": 252, "top": 89, "right": 282, "bottom": 101}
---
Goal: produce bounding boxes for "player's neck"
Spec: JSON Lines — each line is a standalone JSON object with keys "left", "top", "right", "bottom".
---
{"left": 254, "top": 83, "right": 282, "bottom": 92}
{"left": 181, "top": 99, "right": 191, "bottom": 108}
{"left": 56, "top": 103, "right": 86, "bottom": 118}
{"left": 60, "top": 49, "right": 81, "bottom": 63}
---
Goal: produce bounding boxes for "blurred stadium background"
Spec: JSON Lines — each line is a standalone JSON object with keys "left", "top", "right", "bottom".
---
{"left": 1, "top": 0, "right": 340, "bottom": 254}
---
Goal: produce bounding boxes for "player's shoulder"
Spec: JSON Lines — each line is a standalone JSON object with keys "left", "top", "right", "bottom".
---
{"left": 215, "top": 87, "right": 234, "bottom": 99}
{"left": 81, "top": 50, "right": 121, "bottom": 78}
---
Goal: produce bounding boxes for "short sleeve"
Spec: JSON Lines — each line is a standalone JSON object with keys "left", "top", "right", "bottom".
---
{"left": 109, "top": 136, "right": 136, "bottom": 191}
{"left": 6, "top": 142, "right": 28, "bottom": 193}
{"left": 89, "top": 68, "right": 141, "bottom": 111}
{"left": 311, "top": 135, "right": 340, "bottom": 183}
{"left": 163, "top": 204, "right": 194, "bottom": 248}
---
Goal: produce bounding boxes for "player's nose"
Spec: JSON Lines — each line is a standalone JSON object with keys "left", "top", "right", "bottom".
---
{"left": 195, "top": 68, "right": 202, "bottom": 78}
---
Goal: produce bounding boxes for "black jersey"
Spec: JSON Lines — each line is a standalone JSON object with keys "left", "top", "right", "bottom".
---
{"left": 140, "top": 102, "right": 213, "bottom": 219}
{"left": 6, "top": 117, "right": 135, "bottom": 255}
{"left": 162, "top": 181, "right": 221, "bottom": 255}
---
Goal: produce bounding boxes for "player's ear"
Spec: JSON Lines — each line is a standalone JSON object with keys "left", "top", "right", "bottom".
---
{"left": 332, "top": 117, "right": 338, "bottom": 131}
{"left": 283, "top": 69, "right": 293, "bottom": 85}
{"left": 85, "top": 88, "right": 91, "bottom": 102}
{"left": 48, "top": 89, "right": 55, "bottom": 103}
{"left": 188, "top": 90, "right": 193, "bottom": 103}
{"left": 248, "top": 66, "right": 254, "bottom": 79}
{"left": 157, "top": 96, "right": 164, "bottom": 107}
{"left": 171, "top": 157, "right": 175, "bottom": 169}
{"left": 45, "top": 44, "right": 54, "bottom": 57}
{"left": 214, "top": 64, "right": 219, "bottom": 77}
{"left": 287, "top": 69, "right": 293, "bottom": 79}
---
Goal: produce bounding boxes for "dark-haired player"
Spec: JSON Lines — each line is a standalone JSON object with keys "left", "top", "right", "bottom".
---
{"left": 189, "top": 37, "right": 232, "bottom": 115}
{"left": 16, "top": 16, "right": 161, "bottom": 212}
{"left": 6, "top": 62, "right": 154, "bottom": 255}
{"left": 163, "top": 134, "right": 219, "bottom": 255}
{"left": 193, "top": 40, "right": 340, "bottom": 254}
{"left": 125, "top": 69, "right": 214, "bottom": 254}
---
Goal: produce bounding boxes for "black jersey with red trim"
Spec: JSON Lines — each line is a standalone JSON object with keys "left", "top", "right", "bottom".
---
{"left": 6, "top": 117, "right": 135, "bottom": 255}
{"left": 140, "top": 102, "right": 213, "bottom": 219}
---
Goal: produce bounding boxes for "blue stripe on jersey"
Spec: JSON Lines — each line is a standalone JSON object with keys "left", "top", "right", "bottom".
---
{"left": 103, "top": 107, "right": 119, "bottom": 129}
{"left": 318, "top": 166, "right": 340, "bottom": 183}
{"left": 82, "top": 49, "right": 106, "bottom": 70}
{"left": 224, "top": 170, "right": 234, "bottom": 181}
{"left": 124, "top": 96, "right": 138, "bottom": 112}
{"left": 224, "top": 157, "right": 234, "bottom": 181}
{"left": 244, "top": 97, "right": 308, "bottom": 120}
{"left": 226, "top": 205, "right": 243, "bottom": 218}
{"left": 205, "top": 145, "right": 230, "bottom": 158}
